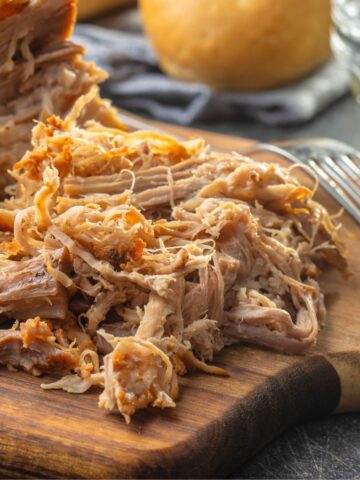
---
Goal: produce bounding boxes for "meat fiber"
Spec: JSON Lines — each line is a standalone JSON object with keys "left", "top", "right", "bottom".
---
{"left": 0, "top": 248, "right": 70, "bottom": 320}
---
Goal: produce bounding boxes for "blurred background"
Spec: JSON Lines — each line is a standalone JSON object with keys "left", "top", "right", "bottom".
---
{"left": 74, "top": 1, "right": 359, "bottom": 478}
{"left": 74, "top": 0, "right": 360, "bottom": 149}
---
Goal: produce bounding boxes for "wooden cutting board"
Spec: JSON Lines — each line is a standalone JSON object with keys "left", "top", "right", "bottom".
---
{"left": 0, "top": 124, "right": 359, "bottom": 479}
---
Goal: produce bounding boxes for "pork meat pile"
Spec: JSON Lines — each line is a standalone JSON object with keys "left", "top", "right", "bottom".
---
{"left": 0, "top": 86, "right": 347, "bottom": 422}
{"left": 0, "top": 0, "right": 122, "bottom": 194}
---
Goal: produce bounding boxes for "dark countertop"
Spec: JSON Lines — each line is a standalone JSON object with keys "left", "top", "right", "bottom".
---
{"left": 233, "top": 414, "right": 360, "bottom": 479}
{"left": 192, "top": 93, "right": 360, "bottom": 479}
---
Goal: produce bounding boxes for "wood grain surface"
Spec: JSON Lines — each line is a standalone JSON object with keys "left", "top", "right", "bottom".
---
{"left": 0, "top": 124, "right": 359, "bottom": 479}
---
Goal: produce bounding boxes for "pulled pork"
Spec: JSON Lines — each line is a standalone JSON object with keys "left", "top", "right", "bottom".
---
{"left": 0, "top": 0, "right": 123, "bottom": 194}
{"left": 0, "top": 88, "right": 347, "bottom": 422}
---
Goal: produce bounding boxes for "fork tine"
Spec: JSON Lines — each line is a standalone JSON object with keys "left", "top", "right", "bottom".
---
{"left": 349, "top": 153, "right": 360, "bottom": 168}
{"left": 321, "top": 156, "right": 360, "bottom": 206}
{"left": 334, "top": 153, "right": 360, "bottom": 182}
{"left": 307, "top": 159, "right": 360, "bottom": 224}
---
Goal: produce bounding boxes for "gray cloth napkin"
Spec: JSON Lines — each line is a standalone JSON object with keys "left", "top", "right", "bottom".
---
{"left": 74, "top": 12, "right": 350, "bottom": 126}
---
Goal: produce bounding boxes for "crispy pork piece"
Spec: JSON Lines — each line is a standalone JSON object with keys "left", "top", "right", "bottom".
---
{"left": 0, "top": 317, "right": 78, "bottom": 375}
{"left": 98, "top": 336, "right": 178, "bottom": 423}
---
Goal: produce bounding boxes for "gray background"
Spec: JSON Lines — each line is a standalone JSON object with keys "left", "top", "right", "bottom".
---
{"left": 193, "top": 93, "right": 360, "bottom": 148}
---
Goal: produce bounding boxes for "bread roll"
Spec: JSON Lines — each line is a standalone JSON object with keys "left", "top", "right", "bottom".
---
{"left": 77, "top": 0, "right": 134, "bottom": 20}
{"left": 140, "top": 0, "right": 331, "bottom": 91}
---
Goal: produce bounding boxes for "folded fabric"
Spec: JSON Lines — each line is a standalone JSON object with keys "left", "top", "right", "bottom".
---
{"left": 74, "top": 13, "right": 350, "bottom": 126}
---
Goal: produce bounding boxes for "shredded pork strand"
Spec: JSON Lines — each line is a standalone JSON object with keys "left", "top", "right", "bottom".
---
{"left": 0, "top": 2, "right": 348, "bottom": 423}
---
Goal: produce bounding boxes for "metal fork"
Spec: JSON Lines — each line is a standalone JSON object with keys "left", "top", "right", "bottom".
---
{"left": 118, "top": 111, "right": 360, "bottom": 224}
{"left": 246, "top": 138, "right": 360, "bottom": 224}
